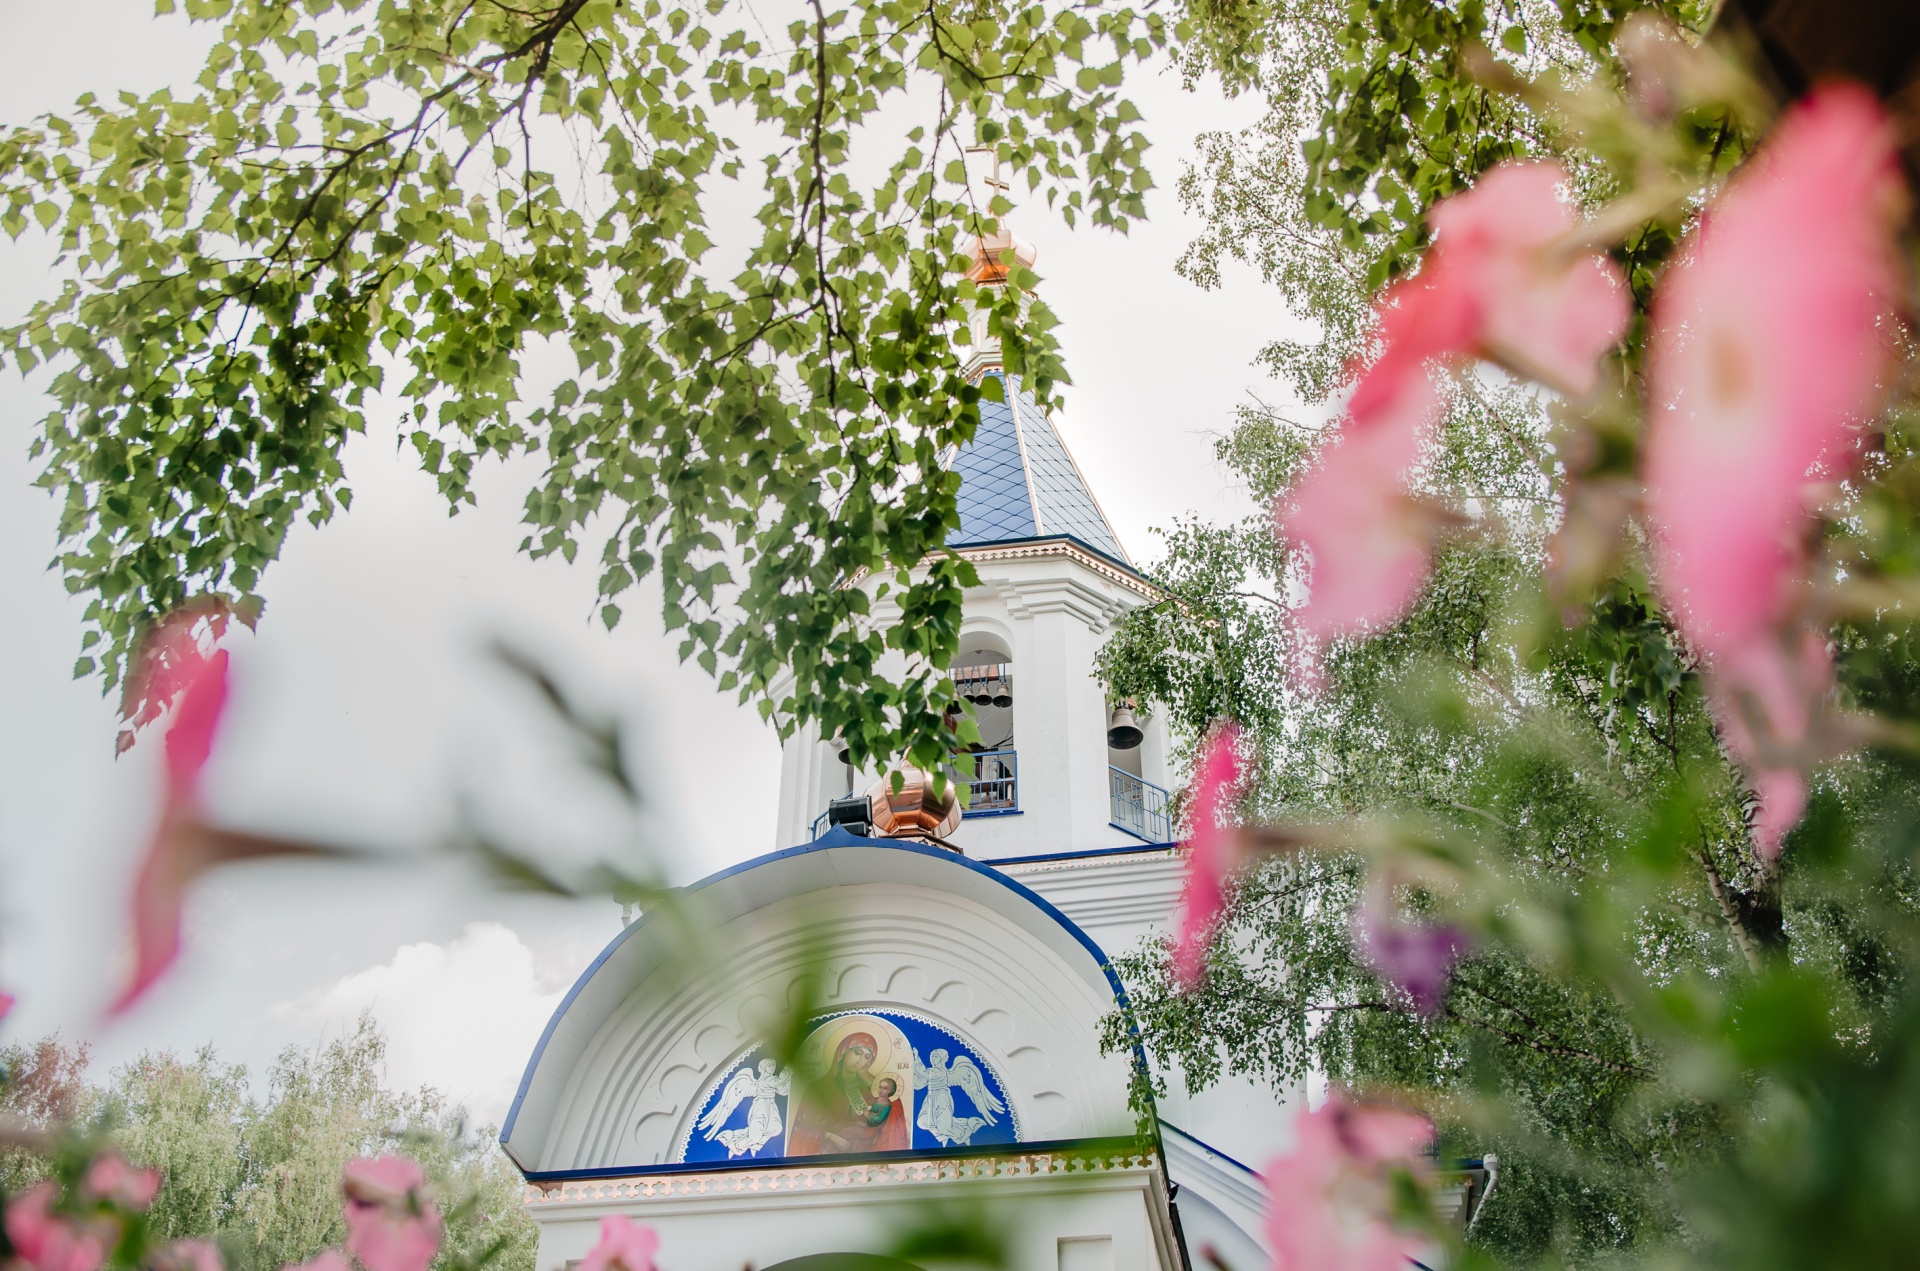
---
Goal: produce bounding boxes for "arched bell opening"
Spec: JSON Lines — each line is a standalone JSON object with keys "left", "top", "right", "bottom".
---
{"left": 953, "top": 635, "right": 1016, "bottom": 814}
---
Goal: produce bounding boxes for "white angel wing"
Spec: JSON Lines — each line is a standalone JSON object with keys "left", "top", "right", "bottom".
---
{"left": 696, "top": 1068, "right": 758, "bottom": 1136}
{"left": 911, "top": 1047, "right": 931, "bottom": 1090}
{"left": 949, "top": 1055, "right": 1005, "bottom": 1121}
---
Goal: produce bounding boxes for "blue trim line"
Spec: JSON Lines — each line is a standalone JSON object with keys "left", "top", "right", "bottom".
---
{"left": 1160, "top": 1121, "right": 1264, "bottom": 1182}
{"left": 516, "top": 1134, "right": 1148, "bottom": 1184}
{"left": 500, "top": 827, "right": 1156, "bottom": 1162}
{"left": 985, "top": 841, "right": 1178, "bottom": 867}
{"left": 962, "top": 807, "right": 1024, "bottom": 819}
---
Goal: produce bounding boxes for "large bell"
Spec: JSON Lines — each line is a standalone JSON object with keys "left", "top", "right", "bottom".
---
{"left": 1107, "top": 702, "right": 1144, "bottom": 750}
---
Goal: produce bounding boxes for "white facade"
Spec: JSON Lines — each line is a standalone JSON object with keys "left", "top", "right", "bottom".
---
{"left": 505, "top": 312, "right": 1301, "bottom": 1271}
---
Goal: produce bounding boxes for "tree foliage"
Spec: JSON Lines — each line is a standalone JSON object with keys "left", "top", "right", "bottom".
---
{"left": 0, "top": 0, "right": 1170, "bottom": 770}
{"left": 0, "top": 1022, "right": 534, "bottom": 1271}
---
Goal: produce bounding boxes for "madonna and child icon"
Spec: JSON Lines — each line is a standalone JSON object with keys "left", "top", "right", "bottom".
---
{"left": 681, "top": 1009, "right": 1018, "bottom": 1163}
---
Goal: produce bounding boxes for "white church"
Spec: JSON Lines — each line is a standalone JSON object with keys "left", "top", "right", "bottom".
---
{"left": 496, "top": 234, "right": 1304, "bottom": 1271}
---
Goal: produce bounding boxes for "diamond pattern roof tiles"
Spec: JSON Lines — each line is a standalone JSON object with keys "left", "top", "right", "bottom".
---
{"left": 950, "top": 391, "right": 1038, "bottom": 543}
{"left": 948, "top": 373, "right": 1129, "bottom": 565}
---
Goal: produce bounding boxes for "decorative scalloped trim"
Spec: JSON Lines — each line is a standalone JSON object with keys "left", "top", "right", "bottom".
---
{"left": 526, "top": 1148, "right": 1161, "bottom": 1204}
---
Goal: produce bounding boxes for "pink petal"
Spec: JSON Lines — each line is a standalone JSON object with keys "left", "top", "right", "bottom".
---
{"left": 1427, "top": 162, "right": 1630, "bottom": 396}
{"left": 1264, "top": 1093, "right": 1434, "bottom": 1271}
{"left": 158, "top": 1241, "right": 225, "bottom": 1271}
{"left": 0, "top": 989, "right": 14, "bottom": 1021}
{"left": 1647, "top": 85, "right": 1905, "bottom": 657}
{"left": 1278, "top": 369, "right": 1439, "bottom": 656}
{"left": 1645, "top": 85, "right": 1904, "bottom": 853}
{"left": 283, "top": 1252, "right": 354, "bottom": 1271}
{"left": 83, "top": 1152, "right": 162, "bottom": 1209}
{"left": 162, "top": 647, "right": 229, "bottom": 803}
{"left": 1707, "top": 633, "right": 1831, "bottom": 859}
{"left": 5, "top": 1183, "right": 108, "bottom": 1271}
{"left": 578, "top": 1216, "right": 660, "bottom": 1271}
{"left": 1277, "top": 162, "right": 1626, "bottom": 676}
{"left": 108, "top": 632, "right": 231, "bottom": 1017}
{"left": 342, "top": 1157, "right": 441, "bottom": 1271}
{"left": 1172, "top": 724, "right": 1246, "bottom": 989}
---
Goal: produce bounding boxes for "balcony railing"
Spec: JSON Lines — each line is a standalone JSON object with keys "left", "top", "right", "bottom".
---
{"left": 1109, "top": 766, "right": 1172, "bottom": 843}
{"left": 955, "top": 749, "right": 1018, "bottom": 815}
{"left": 810, "top": 750, "right": 1020, "bottom": 839}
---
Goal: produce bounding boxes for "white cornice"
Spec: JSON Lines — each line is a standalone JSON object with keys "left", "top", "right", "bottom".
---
{"left": 956, "top": 538, "right": 1158, "bottom": 602}
{"left": 525, "top": 1145, "right": 1163, "bottom": 1207}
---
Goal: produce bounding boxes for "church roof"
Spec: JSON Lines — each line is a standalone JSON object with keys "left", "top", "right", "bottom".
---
{"left": 949, "top": 372, "right": 1131, "bottom": 565}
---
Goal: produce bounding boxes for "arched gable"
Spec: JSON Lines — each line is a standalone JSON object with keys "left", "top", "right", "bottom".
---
{"left": 501, "top": 832, "right": 1142, "bottom": 1177}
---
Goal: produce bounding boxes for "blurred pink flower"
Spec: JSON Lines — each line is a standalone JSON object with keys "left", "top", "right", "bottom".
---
{"left": 82, "top": 1151, "right": 161, "bottom": 1210}
{"left": 110, "top": 616, "right": 231, "bottom": 1017}
{"left": 1425, "top": 162, "right": 1631, "bottom": 397}
{"left": 1282, "top": 162, "right": 1627, "bottom": 668}
{"left": 1708, "top": 633, "right": 1834, "bottom": 857}
{"left": 579, "top": 1215, "right": 660, "bottom": 1271}
{"left": 1265, "top": 1092, "right": 1435, "bottom": 1271}
{"left": 1645, "top": 84, "right": 1906, "bottom": 855}
{"left": 1172, "top": 723, "right": 1247, "bottom": 990}
{"left": 0, "top": 989, "right": 14, "bottom": 1021}
{"left": 1279, "top": 371, "right": 1440, "bottom": 661}
{"left": 342, "top": 1157, "right": 441, "bottom": 1271}
{"left": 282, "top": 1252, "right": 354, "bottom": 1271}
{"left": 5, "top": 1183, "right": 108, "bottom": 1271}
{"left": 155, "top": 1241, "right": 225, "bottom": 1271}
{"left": 1354, "top": 886, "right": 1470, "bottom": 1016}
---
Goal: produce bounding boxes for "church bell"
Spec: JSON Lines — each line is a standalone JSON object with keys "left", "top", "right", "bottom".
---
{"left": 1106, "top": 701, "right": 1144, "bottom": 750}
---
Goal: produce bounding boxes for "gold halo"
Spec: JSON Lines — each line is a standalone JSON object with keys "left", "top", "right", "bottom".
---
{"left": 804, "top": 1014, "right": 898, "bottom": 1079}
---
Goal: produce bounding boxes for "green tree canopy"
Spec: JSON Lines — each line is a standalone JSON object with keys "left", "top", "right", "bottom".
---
{"left": 0, "top": 1022, "right": 533, "bottom": 1271}
{"left": 0, "top": 0, "right": 1169, "bottom": 770}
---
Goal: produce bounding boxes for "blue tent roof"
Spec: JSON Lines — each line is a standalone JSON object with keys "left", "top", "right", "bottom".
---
{"left": 948, "top": 373, "right": 1130, "bottom": 565}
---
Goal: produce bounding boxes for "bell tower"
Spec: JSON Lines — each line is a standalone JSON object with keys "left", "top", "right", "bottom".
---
{"left": 772, "top": 236, "right": 1173, "bottom": 862}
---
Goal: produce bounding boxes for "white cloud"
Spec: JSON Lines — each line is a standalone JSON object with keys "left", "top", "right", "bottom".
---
{"left": 276, "top": 922, "right": 567, "bottom": 1126}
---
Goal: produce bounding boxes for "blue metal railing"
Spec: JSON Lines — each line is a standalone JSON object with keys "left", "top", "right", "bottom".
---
{"left": 1109, "top": 766, "right": 1171, "bottom": 842}
{"left": 810, "top": 750, "right": 1020, "bottom": 839}
{"left": 955, "top": 749, "right": 1018, "bottom": 815}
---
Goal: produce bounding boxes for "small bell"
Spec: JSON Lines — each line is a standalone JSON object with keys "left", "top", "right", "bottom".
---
{"left": 991, "top": 690, "right": 1013, "bottom": 708}
{"left": 834, "top": 734, "right": 852, "bottom": 765}
{"left": 1107, "top": 702, "right": 1143, "bottom": 750}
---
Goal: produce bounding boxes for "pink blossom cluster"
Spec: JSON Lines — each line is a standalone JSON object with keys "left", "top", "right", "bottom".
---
{"left": 2, "top": 1153, "right": 452, "bottom": 1271}
{"left": 1264, "top": 1093, "right": 1436, "bottom": 1271}
{"left": 1172, "top": 85, "right": 1909, "bottom": 1074}
{"left": 5, "top": 1153, "right": 161, "bottom": 1271}
{"left": 1272, "top": 86, "right": 1905, "bottom": 858}
{"left": 1278, "top": 162, "right": 1631, "bottom": 670}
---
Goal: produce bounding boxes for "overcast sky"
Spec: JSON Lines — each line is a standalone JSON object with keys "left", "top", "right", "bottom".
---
{"left": 0, "top": 1, "right": 1309, "bottom": 1124}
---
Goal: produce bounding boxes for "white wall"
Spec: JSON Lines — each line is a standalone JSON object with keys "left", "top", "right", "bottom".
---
{"left": 526, "top": 1155, "right": 1181, "bottom": 1271}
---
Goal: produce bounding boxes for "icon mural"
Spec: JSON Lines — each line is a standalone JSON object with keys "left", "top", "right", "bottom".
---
{"left": 674, "top": 1009, "right": 1019, "bottom": 1164}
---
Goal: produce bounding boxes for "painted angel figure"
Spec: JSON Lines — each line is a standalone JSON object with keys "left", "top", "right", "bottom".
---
{"left": 696, "top": 1058, "right": 791, "bottom": 1158}
{"left": 911, "top": 1047, "right": 1005, "bottom": 1146}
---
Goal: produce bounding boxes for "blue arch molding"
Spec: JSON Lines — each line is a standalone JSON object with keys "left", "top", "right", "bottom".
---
{"left": 499, "top": 827, "right": 1162, "bottom": 1178}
